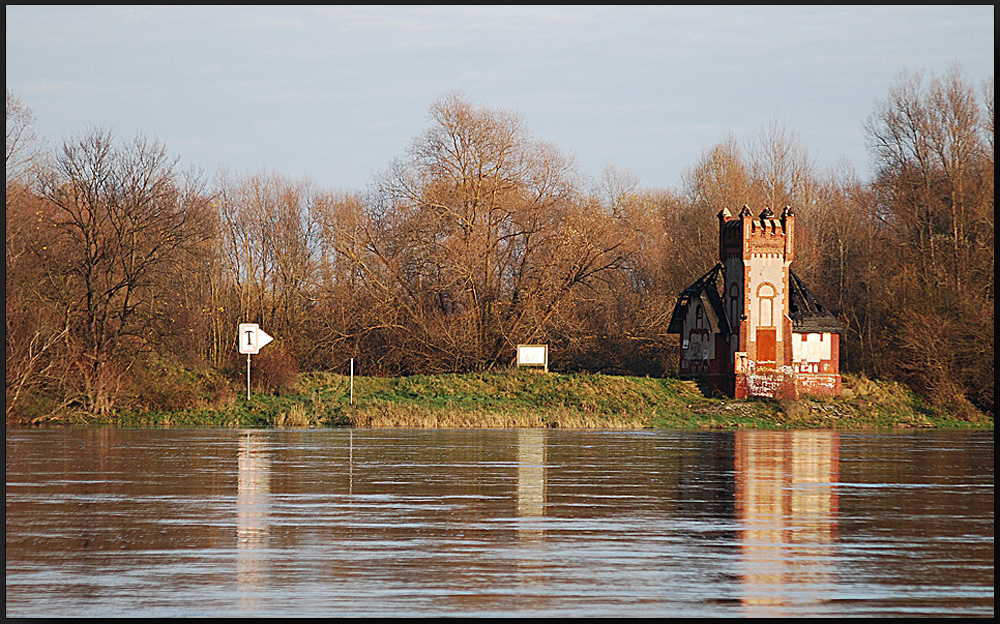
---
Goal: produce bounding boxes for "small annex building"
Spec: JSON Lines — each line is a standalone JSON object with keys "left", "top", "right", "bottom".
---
{"left": 668, "top": 205, "right": 843, "bottom": 399}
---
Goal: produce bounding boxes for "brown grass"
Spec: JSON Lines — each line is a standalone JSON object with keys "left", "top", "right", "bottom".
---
{"left": 348, "top": 402, "right": 649, "bottom": 429}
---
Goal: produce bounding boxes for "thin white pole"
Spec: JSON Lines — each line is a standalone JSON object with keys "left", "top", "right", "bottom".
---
{"left": 350, "top": 358, "right": 354, "bottom": 405}
{"left": 246, "top": 354, "right": 251, "bottom": 400}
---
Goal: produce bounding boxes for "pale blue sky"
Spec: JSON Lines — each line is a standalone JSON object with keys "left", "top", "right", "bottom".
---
{"left": 6, "top": 5, "right": 995, "bottom": 192}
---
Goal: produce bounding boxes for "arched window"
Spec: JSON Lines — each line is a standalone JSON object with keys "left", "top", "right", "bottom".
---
{"left": 757, "top": 283, "right": 775, "bottom": 327}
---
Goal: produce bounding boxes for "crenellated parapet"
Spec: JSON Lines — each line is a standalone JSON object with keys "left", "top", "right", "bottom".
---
{"left": 719, "top": 205, "right": 795, "bottom": 262}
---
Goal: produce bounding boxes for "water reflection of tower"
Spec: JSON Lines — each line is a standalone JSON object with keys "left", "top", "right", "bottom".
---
{"left": 735, "top": 431, "right": 839, "bottom": 616}
{"left": 237, "top": 431, "right": 272, "bottom": 602}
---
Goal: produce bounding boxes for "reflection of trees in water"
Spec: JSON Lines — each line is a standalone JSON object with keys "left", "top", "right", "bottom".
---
{"left": 735, "top": 431, "right": 840, "bottom": 615}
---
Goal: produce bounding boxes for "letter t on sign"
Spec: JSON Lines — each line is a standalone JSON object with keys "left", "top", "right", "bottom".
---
{"left": 238, "top": 323, "right": 273, "bottom": 355}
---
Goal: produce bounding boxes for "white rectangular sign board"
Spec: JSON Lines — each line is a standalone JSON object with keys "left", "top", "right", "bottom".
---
{"left": 517, "top": 344, "right": 548, "bottom": 368}
{"left": 238, "top": 323, "right": 273, "bottom": 355}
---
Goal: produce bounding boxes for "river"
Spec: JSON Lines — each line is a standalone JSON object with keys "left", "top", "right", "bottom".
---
{"left": 5, "top": 428, "right": 994, "bottom": 617}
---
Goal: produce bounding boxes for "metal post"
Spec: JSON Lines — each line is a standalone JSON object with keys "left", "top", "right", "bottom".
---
{"left": 247, "top": 354, "right": 251, "bottom": 401}
{"left": 350, "top": 358, "right": 354, "bottom": 405}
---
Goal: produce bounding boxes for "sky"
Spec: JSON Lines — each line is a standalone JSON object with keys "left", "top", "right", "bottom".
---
{"left": 6, "top": 5, "right": 995, "bottom": 194}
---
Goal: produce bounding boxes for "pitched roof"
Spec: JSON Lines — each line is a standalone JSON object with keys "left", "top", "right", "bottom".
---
{"left": 789, "top": 270, "right": 845, "bottom": 334}
{"left": 669, "top": 265, "right": 844, "bottom": 335}
{"left": 667, "top": 263, "right": 731, "bottom": 334}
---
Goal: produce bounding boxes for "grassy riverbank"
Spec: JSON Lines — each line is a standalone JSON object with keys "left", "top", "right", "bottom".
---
{"left": 29, "top": 370, "right": 993, "bottom": 430}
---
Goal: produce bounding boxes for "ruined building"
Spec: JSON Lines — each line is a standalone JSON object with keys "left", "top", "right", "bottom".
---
{"left": 668, "top": 205, "right": 843, "bottom": 399}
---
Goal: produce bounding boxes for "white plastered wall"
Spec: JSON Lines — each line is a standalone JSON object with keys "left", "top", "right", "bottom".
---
{"left": 747, "top": 253, "right": 785, "bottom": 340}
{"left": 792, "top": 332, "right": 833, "bottom": 363}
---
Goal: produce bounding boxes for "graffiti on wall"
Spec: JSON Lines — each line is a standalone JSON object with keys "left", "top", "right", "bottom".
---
{"left": 797, "top": 374, "right": 839, "bottom": 394}
{"left": 740, "top": 358, "right": 794, "bottom": 398}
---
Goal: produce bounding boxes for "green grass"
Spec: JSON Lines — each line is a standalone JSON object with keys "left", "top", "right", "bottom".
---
{"left": 56, "top": 370, "right": 994, "bottom": 430}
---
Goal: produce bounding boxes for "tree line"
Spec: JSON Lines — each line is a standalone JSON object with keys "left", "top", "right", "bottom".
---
{"left": 6, "top": 66, "right": 994, "bottom": 421}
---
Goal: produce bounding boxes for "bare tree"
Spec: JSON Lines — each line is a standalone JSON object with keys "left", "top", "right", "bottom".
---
{"left": 313, "top": 94, "right": 634, "bottom": 373}
{"left": 5, "top": 92, "right": 65, "bottom": 420}
{"left": 36, "top": 130, "right": 211, "bottom": 414}
{"left": 748, "top": 119, "right": 816, "bottom": 213}
{"left": 683, "top": 135, "right": 757, "bottom": 211}
{"left": 6, "top": 89, "right": 45, "bottom": 185}
{"left": 213, "top": 170, "right": 321, "bottom": 365}
{"left": 680, "top": 137, "right": 756, "bottom": 271}
{"left": 865, "top": 66, "right": 994, "bottom": 407}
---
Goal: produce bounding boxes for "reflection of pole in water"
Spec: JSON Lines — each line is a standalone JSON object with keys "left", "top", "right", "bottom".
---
{"left": 734, "top": 430, "right": 839, "bottom": 616}
{"left": 517, "top": 429, "right": 546, "bottom": 541}
{"left": 237, "top": 430, "right": 271, "bottom": 604}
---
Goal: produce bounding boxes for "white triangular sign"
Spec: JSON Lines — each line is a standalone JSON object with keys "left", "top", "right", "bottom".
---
{"left": 257, "top": 328, "right": 274, "bottom": 350}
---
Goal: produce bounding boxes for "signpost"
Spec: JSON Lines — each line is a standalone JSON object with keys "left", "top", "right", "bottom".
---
{"left": 238, "top": 323, "right": 274, "bottom": 400}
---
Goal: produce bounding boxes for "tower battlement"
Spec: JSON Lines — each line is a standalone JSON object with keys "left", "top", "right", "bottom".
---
{"left": 719, "top": 205, "right": 795, "bottom": 262}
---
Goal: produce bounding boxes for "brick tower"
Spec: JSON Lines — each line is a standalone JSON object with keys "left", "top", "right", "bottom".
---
{"left": 720, "top": 205, "right": 796, "bottom": 398}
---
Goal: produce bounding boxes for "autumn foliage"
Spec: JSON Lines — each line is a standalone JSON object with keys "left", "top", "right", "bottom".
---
{"left": 5, "top": 67, "right": 994, "bottom": 422}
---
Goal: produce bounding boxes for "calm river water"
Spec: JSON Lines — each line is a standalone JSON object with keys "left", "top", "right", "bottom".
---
{"left": 5, "top": 428, "right": 994, "bottom": 617}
